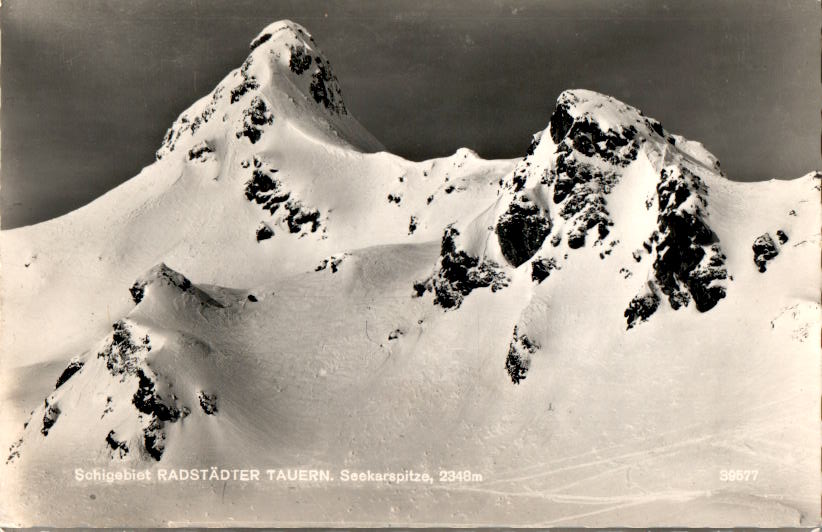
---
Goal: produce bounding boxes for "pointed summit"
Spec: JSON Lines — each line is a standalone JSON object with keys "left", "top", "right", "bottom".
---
{"left": 154, "top": 20, "right": 382, "bottom": 162}
{"left": 245, "top": 20, "right": 348, "bottom": 115}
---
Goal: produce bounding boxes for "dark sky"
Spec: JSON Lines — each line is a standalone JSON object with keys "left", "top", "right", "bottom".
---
{"left": 2, "top": 0, "right": 819, "bottom": 229}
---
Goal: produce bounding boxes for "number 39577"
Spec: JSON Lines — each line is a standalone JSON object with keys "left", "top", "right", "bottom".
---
{"left": 719, "top": 469, "right": 758, "bottom": 481}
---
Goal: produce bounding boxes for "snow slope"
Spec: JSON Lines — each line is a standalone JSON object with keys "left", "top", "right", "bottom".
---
{"left": 1, "top": 21, "right": 819, "bottom": 527}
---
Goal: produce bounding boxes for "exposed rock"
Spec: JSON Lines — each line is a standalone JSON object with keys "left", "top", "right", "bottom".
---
{"left": 98, "top": 321, "right": 151, "bottom": 378}
{"left": 41, "top": 398, "right": 60, "bottom": 436}
{"left": 129, "top": 280, "right": 146, "bottom": 304}
{"left": 549, "top": 93, "right": 640, "bottom": 167}
{"left": 230, "top": 79, "right": 259, "bottom": 105}
{"left": 752, "top": 233, "right": 779, "bottom": 272}
{"left": 288, "top": 44, "right": 313, "bottom": 74}
{"left": 130, "top": 264, "right": 224, "bottom": 308}
{"left": 569, "top": 119, "right": 639, "bottom": 166}
{"left": 236, "top": 96, "right": 274, "bottom": 143}
{"left": 106, "top": 430, "right": 129, "bottom": 459}
{"left": 142, "top": 418, "right": 167, "bottom": 462}
{"left": 408, "top": 216, "right": 418, "bottom": 235}
{"left": 651, "top": 167, "right": 728, "bottom": 312}
{"left": 197, "top": 392, "right": 219, "bottom": 415}
{"left": 6, "top": 438, "right": 22, "bottom": 464}
{"left": 309, "top": 57, "right": 347, "bottom": 114}
{"left": 315, "top": 254, "right": 345, "bottom": 273}
{"left": 525, "top": 131, "right": 543, "bottom": 156}
{"left": 645, "top": 117, "right": 666, "bottom": 138}
{"left": 496, "top": 194, "right": 551, "bottom": 267}
{"left": 531, "top": 257, "right": 560, "bottom": 283}
{"left": 133, "top": 369, "right": 181, "bottom": 422}
{"left": 549, "top": 101, "right": 573, "bottom": 144}
{"left": 248, "top": 32, "right": 271, "bottom": 51}
{"left": 102, "top": 396, "right": 113, "bottom": 418}
{"left": 523, "top": 92, "right": 651, "bottom": 252}
{"left": 133, "top": 369, "right": 182, "bottom": 461}
{"left": 243, "top": 162, "right": 322, "bottom": 234}
{"left": 625, "top": 282, "right": 661, "bottom": 329}
{"left": 55, "top": 358, "right": 84, "bottom": 389}
{"left": 547, "top": 154, "right": 618, "bottom": 249}
{"left": 245, "top": 166, "right": 289, "bottom": 214}
{"left": 416, "top": 226, "right": 509, "bottom": 309}
{"left": 155, "top": 82, "right": 223, "bottom": 161}
{"left": 284, "top": 201, "right": 321, "bottom": 233}
{"left": 256, "top": 223, "right": 274, "bottom": 241}
{"left": 776, "top": 230, "right": 789, "bottom": 244}
{"left": 187, "top": 142, "right": 214, "bottom": 162}
{"left": 505, "top": 326, "right": 539, "bottom": 384}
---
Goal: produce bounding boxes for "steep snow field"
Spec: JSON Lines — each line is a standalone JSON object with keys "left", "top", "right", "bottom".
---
{"left": 1, "top": 20, "right": 819, "bottom": 527}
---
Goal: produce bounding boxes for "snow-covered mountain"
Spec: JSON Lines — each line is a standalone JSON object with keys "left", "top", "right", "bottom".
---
{"left": 1, "top": 20, "right": 819, "bottom": 527}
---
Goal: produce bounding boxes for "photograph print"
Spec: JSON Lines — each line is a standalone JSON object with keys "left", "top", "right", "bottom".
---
{"left": 0, "top": 0, "right": 819, "bottom": 527}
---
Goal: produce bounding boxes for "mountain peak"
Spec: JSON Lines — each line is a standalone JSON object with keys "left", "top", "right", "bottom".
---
{"left": 244, "top": 19, "right": 347, "bottom": 115}
{"left": 154, "top": 20, "right": 382, "bottom": 162}
{"left": 249, "top": 20, "right": 315, "bottom": 51}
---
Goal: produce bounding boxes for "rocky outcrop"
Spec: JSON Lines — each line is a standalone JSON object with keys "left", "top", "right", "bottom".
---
{"left": 284, "top": 202, "right": 321, "bottom": 233}
{"left": 496, "top": 194, "right": 551, "bottom": 267}
{"left": 41, "top": 398, "right": 61, "bottom": 436}
{"left": 652, "top": 167, "right": 727, "bottom": 312}
{"left": 256, "top": 223, "right": 274, "bottom": 241}
{"left": 187, "top": 141, "right": 214, "bottom": 162}
{"left": 752, "top": 233, "right": 778, "bottom": 272}
{"left": 130, "top": 264, "right": 225, "bottom": 308}
{"left": 505, "top": 326, "right": 539, "bottom": 384}
{"left": 288, "top": 44, "right": 313, "bottom": 74}
{"left": 98, "top": 320, "right": 152, "bottom": 378}
{"left": 129, "top": 281, "right": 146, "bottom": 304}
{"left": 548, "top": 154, "right": 618, "bottom": 248}
{"left": 243, "top": 157, "right": 322, "bottom": 235}
{"left": 155, "top": 77, "right": 225, "bottom": 161}
{"left": 625, "top": 166, "right": 728, "bottom": 326}
{"left": 16, "top": 318, "right": 193, "bottom": 463}
{"left": 753, "top": 231, "right": 789, "bottom": 272}
{"left": 315, "top": 254, "right": 346, "bottom": 273}
{"left": 244, "top": 161, "right": 289, "bottom": 214}
{"left": 624, "top": 282, "right": 661, "bottom": 329}
{"left": 133, "top": 369, "right": 185, "bottom": 461}
{"left": 55, "top": 358, "right": 84, "bottom": 389}
{"left": 248, "top": 32, "right": 272, "bottom": 52}
{"left": 531, "top": 257, "right": 560, "bottom": 283}
{"left": 550, "top": 92, "right": 641, "bottom": 167}
{"left": 6, "top": 439, "right": 22, "bottom": 464}
{"left": 236, "top": 96, "right": 274, "bottom": 144}
{"left": 415, "top": 226, "right": 508, "bottom": 309}
{"left": 537, "top": 93, "right": 643, "bottom": 250}
{"left": 197, "top": 392, "right": 219, "bottom": 415}
{"left": 309, "top": 57, "right": 347, "bottom": 114}
{"left": 549, "top": 101, "right": 573, "bottom": 144}
{"left": 408, "top": 216, "right": 418, "bottom": 235}
{"left": 106, "top": 430, "right": 129, "bottom": 459}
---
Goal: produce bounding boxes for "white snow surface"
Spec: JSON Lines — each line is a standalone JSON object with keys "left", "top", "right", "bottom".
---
{"left": 1, "top": 21, "right": 819, "bottom": 527}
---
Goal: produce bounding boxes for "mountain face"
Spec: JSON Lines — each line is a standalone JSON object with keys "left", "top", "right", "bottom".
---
{"left": 1, "top": 20, "right": 819, "bottom": 527}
